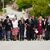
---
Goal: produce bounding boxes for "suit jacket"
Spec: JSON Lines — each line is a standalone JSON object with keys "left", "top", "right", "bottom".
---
{"left": 25, "top": 19, "right": 36, "bottom": 31}
{"left": 4, "top": 19, "right": 13, "bottom": 31}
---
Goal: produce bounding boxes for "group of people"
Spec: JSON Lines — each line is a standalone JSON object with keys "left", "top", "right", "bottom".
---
{"left": 0, "top": 15, "right": 50, "bottom": 41}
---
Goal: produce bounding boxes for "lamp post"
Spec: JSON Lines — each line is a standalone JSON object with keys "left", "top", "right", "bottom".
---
{"left": 1, "top": 0, "right": 4, "bottom": 14}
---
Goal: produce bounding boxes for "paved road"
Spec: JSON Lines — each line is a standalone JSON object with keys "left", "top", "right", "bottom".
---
{"left": 0, "top": 41, "right": 50, "bottom": 50}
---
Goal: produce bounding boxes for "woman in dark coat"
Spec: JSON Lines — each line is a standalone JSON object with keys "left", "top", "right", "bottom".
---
{"left": 18, "top": 17, "right": 25, "bottom": 40}
{"left": 0, "top": 21, "right": 3, "bottom": 40}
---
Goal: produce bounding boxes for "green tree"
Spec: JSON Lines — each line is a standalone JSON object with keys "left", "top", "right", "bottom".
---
{"left": 16, "top": 0, "right": 50, "bottom": 17}
{"left": 4, "top": 0, "right": 12, "bottom": 7}
{"left": 0, "top": 0, "right": 13, "bottom": 12}
{"left": 0, "top": 0, "right": 3, "bottom": 11}
{"left": 31, "top": 0, "right": 50, "bottom": 17}
{"left": 16, "top": 0, "right": 32, "bottom": 10}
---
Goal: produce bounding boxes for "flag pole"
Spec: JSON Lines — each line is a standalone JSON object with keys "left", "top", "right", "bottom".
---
{"left": 1, "top": 0, "right": 4, "bottom": 14}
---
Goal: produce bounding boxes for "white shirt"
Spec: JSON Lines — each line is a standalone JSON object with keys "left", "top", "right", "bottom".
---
{"left": 12, "top": 20, "right": 18, "bottom": 28}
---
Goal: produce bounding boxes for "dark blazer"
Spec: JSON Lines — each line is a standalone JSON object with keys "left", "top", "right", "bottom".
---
{"left": 18, "top": 20, "right": 25, "bottom": 31}
{"left": 4, "top": 19, "right": 13, "bottom": 31}
{"left": 45, "top": 19, "right": 50, "bottom": 31}
{"left": 25, "top": 19, "right": 36, "bottom": 31}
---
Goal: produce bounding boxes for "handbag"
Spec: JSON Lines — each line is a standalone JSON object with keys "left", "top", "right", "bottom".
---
{"left": 35, "top": 29, "right": 38, "bottom": 34}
